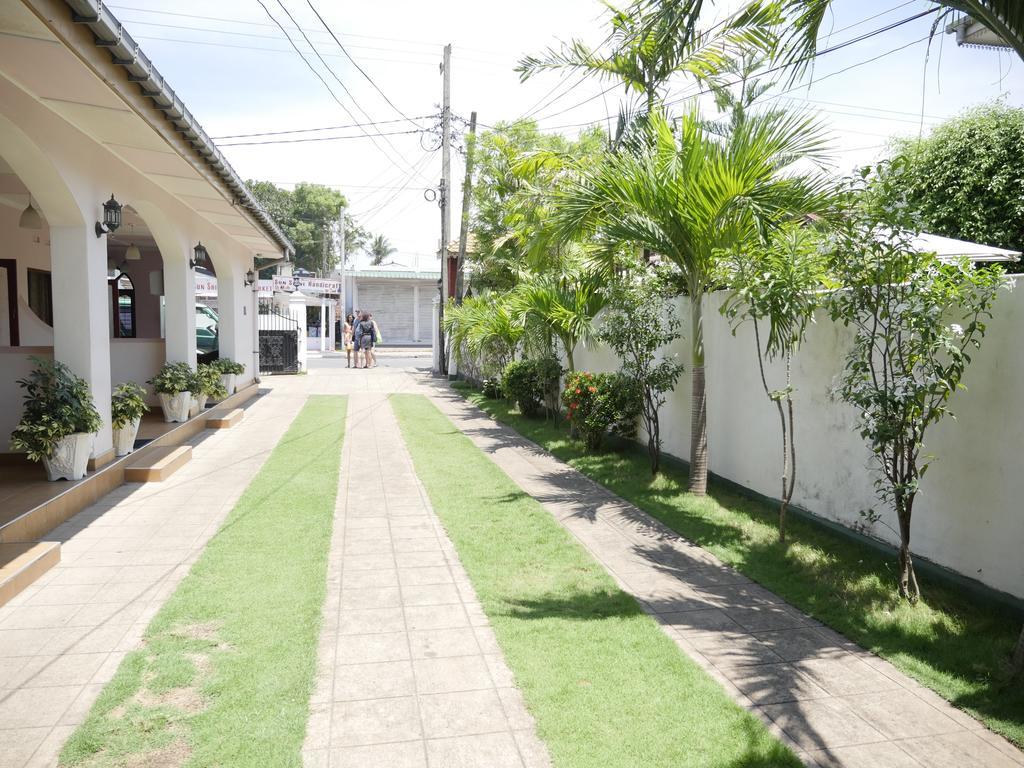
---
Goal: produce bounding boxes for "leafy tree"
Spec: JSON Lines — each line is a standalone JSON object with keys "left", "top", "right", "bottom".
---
{"left": 247, "top": 180, "right": 368, "bottom": 274}
{"left": 870, "top": 102, "right": 1024, "bottom": 272}
{"left": 366, "top": 234, "right": 397, "bottom": 266}
{"left": 721, "top": 225, "right": 826, "bottom": 541}
{"left": 469, "top": 121, "right": 606, "bottom": 291}
{"left": 827, "top": 216, "right": 1007, "bottom": 602}
{"left": 598, "top": 269, "right": 685, "bottom": 473}
{"left": 555, "top": 108, "right": 833, "bottom": 494}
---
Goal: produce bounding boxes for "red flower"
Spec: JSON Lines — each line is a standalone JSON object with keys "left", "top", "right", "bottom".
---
{"left": 588, "top": 386, "right": 597, "bottom": 393}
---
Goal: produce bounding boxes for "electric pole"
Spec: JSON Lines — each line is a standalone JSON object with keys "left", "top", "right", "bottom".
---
{"left": 437, "top": 43, "right": 452, "bottom": 374}
{"left": 455, "top": 110, "right": 476, "bottom": 305}
{"left": 338, "top": 203, "right": 347, "bottom": 322}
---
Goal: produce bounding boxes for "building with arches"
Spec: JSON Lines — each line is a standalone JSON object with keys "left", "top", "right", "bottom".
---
{"left": 0, "top": 0, "right": 291, "bottom": 466}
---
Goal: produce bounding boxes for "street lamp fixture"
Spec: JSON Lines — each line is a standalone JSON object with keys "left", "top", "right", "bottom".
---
{"left": 190, "top": 242, "right": 209, "bottom": 269}
{"left": 95, "top": 194, "right": 123, "bottom": 238}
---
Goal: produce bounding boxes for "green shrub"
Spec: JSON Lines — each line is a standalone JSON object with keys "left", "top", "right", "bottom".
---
{"left": 195, "top": 363, "right": 229, "bottom": 400}
{"left": 149, "top": 362, "right": 196, "bottom": 395}
{"left": 562, "top": 370, "right": 642, "bottom": 450}
{"left": 10, "top": 357, "right": 102, "bottom": 461}
{"left": 214, "top": 358, "right": 246, "bottom": 375}
{"left": 501, "top": 357, "right": 562, "bottom": 417}
{"left": 482, "top": 378, "right": 502, "bottom": 399}
{"left": 111, "top": 382, "right": 148, "bottom": 429}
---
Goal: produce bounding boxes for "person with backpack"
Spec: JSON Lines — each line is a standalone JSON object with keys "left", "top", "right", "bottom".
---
{"left": 355, "top": 312, "right": 376, "bottom": 369}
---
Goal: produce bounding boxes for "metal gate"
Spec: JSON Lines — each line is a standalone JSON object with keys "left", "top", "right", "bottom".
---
{"left": 258, "top": 299, "right": 300, "bottom": 374}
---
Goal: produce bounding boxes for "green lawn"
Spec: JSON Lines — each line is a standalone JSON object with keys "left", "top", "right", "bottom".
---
{"left": 61, "top": 395, "right": 347, "bottom": 768}
{"left": 391, "top": 394, "right": 799, "bottom": 768}
{"left": 462, "top": 390, "right": 1024, "bottom": 748}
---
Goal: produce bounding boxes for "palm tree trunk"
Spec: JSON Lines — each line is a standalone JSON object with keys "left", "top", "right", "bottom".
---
{"left": 689, "top": 294, "right": 708, "bottom": 495}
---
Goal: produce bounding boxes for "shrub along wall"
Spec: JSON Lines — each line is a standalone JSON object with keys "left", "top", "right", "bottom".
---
{"left": 572, "top": 274, "right": 1024, "bottom": 600}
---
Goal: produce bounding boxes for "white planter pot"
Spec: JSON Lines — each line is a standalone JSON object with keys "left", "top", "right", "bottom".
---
{"left": 112, "top": 417, "right": 141, "bottom": 457}
{"left": 192, "top": 393, "right": 208, "bottom": 416}
{"left": 220, "top": 373, "right": 237, "bottom": 397}
{"left": 42, "top": 432, "right": 94, "bottom": 482}
{"left": 159, "top": 391, "right": 192, "bottom": 423}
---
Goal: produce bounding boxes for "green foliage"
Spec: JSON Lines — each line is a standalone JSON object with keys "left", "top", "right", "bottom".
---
{"left": 562, "top": 371, "right": 642, "bottom": 450}
{"left": 195, "top": 363, "right": 229, "bottom": 400}
{"left": 827, "top": 213, "right": 1008, "bottom": 600}
{"left": 870, "top": 101, "right": 1024, "bottom": 272}
{"left": 10, "top": 357, "right": 102, "bottom": 461}
{"left": 443, "top": 293, "right": 524, "bottom": 384}
{"left": 246, "top": 180, "right": 367, "bottom": 274}
{"left": 110, "top": 382, "right": 148, "bottom": 430}
{"left": 469, "top": 119, "right": 607, "bottom": 291}
{"left": 481, "top": 378, "right": 502, "bottom": 399}
{"left": 501, "top": 357, "right": 562, "bottom": 417}
{"left": 598, "top": 270, "right": 684, "bottom": 472}
{"left": 213, "top": 358, "right": 246, "bottom": 376}
{"left": 510, "top": 266, "right": 607, "bottom": 371}
{"left": 148, "top": 362, "right": 196, "bottom": 395}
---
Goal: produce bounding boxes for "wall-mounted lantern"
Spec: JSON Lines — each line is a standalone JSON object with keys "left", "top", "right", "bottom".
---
{"left": 190, "top": 242, "right": 209, "bottom": 269}
{"left": 95, "top": 194, "right": 123, "bottom": 238}
{"left": 19, "top": 196, "right": 42, "bottom": 230}
{"left": 244, "top": 268, "right": 256, "bottom": 287}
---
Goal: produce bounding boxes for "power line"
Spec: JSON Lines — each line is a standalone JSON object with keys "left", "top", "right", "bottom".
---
{"left": 304, "top": 0, "right": 425, "bottom": 129}
{"left": 254, "top": 0, "right": 430, "bottom": 185}
{"left": 220, "top": 128, "right": 425, "bottom": 147}
{"left": 271, "top": 0, "right": 433, "bottom": 183}
{"left": 212, "top": 115, "right": 436, "bottom": 140}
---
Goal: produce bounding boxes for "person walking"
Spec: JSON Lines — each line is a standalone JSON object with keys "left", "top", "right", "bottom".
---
{"left": 343, "top": 313, "right": 355, "bottom": 368}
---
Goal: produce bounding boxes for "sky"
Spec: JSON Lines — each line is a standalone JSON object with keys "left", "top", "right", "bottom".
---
{"left": 109, "top": 0, "right": 1022, "bottom": 269}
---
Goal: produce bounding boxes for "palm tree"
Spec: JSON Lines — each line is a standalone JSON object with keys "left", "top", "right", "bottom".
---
{"left": 510, "top": 266, "right": 607, "bottom": 372}
{"left": 742, "top": 0, "right": 1024, "bottom": 74}
{"left": 366, "top": 234, "right": 397, "bottom": 266}
{"left": 517, "top": 0, "right": 703, "bottom": 117}
{"left": 555, "top": 109, "right": 833, "bottom": 495}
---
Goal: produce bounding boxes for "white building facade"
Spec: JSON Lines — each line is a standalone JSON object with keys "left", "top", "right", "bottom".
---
{"left": 0, "top": 0, "right": 291, "bottom": 465}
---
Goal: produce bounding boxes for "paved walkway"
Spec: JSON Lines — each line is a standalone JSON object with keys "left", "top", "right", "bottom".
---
{"left": 423, "top": 381, "right": 1024, "bottom": 768}
{"left": 0, "top": 391, "right": 306, "bottom": 768}
{"left": 302, "top": 393, "right": 550, "bottom": 768}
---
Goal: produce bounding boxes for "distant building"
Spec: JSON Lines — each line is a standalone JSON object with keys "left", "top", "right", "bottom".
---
{"left": 344, "top": 263, "right": 441, "bottom": 346}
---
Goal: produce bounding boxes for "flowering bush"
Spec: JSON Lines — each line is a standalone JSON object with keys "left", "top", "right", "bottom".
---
{"left": 561, "top": 371, "right": 641, "bottom": 450}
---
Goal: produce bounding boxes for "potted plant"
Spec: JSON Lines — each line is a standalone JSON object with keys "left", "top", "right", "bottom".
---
{"left": 111, "top": 382, "right": 148, "bottom": 457}
{"left": 10, "top": 357, "right": 102, "bottom": 481}
{"left": 213, "top": 358, "right": 245, "bottom": 396}
{"left": 194, "top": 362, "right": 228, "bottom": 410}
{"left": 149, "top": 362, "right": 196, "bottom": 422}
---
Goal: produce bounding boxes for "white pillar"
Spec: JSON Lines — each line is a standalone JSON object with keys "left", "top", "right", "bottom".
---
{"left": 164, "top": 252, "right": 196, "bottom": 366}
{"left": 50, "top": 225, "right": 113, "bottom": 458}
{"left": 327, "top": 301, "right": 336, "bottom": 351}
{"left": 289, "top": 290, "right": 308, "bottom": 371}
{"left": 216, "top": 263, "right": 243, "bottom": 368}
{"left": 413, "top": 284, "right": 420, "bottom": 342}
{"left": 319, "top": 299, "right": 326, "bottom": 352}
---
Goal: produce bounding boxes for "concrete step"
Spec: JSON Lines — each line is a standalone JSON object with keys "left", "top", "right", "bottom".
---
{"left": 206, "top": 408, "right": 243, "bottom": 429}
{"left": 0, "top": 542, "right": 60, "bottom": 608}
{"left": 124, "top": 446, "right": 192, "bottom": 483}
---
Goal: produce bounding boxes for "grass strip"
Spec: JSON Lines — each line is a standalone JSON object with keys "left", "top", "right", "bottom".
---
{"left": 61, "top": 395, "right": 347, "bottom": 767}
{"left": 391, "top": 393, "right": 798, "bottom": 768}
{"left": 462, "top": 388, "right": 1024, "bottom": 748}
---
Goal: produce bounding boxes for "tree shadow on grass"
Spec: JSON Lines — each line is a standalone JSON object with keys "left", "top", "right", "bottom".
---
{"left": 500, "top": 586, "right": 645, "bottom": 623}
{"left": 463, "top": 392, "right": 1024, "bottom": 748}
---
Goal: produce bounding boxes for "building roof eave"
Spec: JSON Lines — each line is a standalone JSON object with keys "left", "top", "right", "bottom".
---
{"left": 59, "top": 0, "right": 294, "bottom": 258}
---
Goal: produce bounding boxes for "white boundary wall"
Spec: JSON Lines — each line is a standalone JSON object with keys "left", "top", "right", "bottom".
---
{"left": 573, "top": 274, "right": 1024, "bottom": 599}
